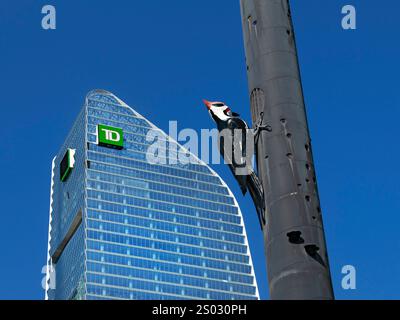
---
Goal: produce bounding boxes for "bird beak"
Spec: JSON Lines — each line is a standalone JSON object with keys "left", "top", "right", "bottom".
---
{"left": 203, "top": 99, "right": 212, "bottom": 110}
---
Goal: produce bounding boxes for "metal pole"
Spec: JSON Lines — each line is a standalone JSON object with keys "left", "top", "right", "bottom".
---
{"left": 240, "top": 0, "right": 334, "bottom": 299}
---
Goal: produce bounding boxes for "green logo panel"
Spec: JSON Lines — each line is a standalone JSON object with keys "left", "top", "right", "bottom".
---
{"left": 60, "top": 149, "right": 75, "bottom": 182}
{"left": 97, "top": 124, "right": 124, "bottom": 149}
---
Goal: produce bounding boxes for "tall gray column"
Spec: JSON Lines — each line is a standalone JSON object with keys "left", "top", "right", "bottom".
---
{"left": 240, "top": 0, "right": 334, "bottom": 299}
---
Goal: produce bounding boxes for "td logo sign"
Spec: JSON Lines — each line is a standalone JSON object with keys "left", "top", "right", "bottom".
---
{"left": 97, "top": 124, "right": 124, "bottom": 149}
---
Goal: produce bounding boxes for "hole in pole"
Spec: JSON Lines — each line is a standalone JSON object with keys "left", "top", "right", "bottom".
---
{"left": 305, "top": 244, "right": 326, "bottom": 267}
{"left": 305, "top": 244, "right": 320, "bottom": 255}
{"left": 287, "top": 231, "right": 305, "bottom": 244}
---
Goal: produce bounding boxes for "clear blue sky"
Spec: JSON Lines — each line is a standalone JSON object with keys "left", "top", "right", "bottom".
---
{"left": 0, "top": 0, "right": 399, "bottom": 300}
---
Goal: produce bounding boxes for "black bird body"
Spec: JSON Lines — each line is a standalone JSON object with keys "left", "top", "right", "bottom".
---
{"left": 203, "top": 99, "right": 266, "bottom": 228}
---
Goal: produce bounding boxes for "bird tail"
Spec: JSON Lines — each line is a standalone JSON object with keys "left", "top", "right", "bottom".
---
{"left": 247, "top": 170, "right": 266, "bottom": 229}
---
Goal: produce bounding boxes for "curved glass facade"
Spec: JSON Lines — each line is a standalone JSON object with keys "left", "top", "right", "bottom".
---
{"left": 45, "top": 90, "right": 259, "bottom": 300}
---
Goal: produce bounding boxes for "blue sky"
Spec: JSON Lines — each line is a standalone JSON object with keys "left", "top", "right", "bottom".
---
{"left": 0, "top": 0, "right": 399, "bottom": 299}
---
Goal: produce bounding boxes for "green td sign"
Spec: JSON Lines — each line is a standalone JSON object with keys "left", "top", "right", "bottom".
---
{"left": 97, "top": 124, "right": 124, "bottom": 149}
{"left": 60, "top": 148, "right": 76, "bottom": 182}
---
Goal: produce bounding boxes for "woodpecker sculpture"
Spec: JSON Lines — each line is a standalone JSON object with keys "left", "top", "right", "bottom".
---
{"left": 203, "top": 99, "right": 266, "bottom": 228}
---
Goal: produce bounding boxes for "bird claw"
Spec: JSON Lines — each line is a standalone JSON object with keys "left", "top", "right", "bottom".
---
{"left": 259, "top": 124, "right": 272, "bottom": 132}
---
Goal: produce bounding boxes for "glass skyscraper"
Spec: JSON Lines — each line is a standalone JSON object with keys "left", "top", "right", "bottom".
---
{"left": 45, "top": 89, "right": 259, "bottom": 300}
